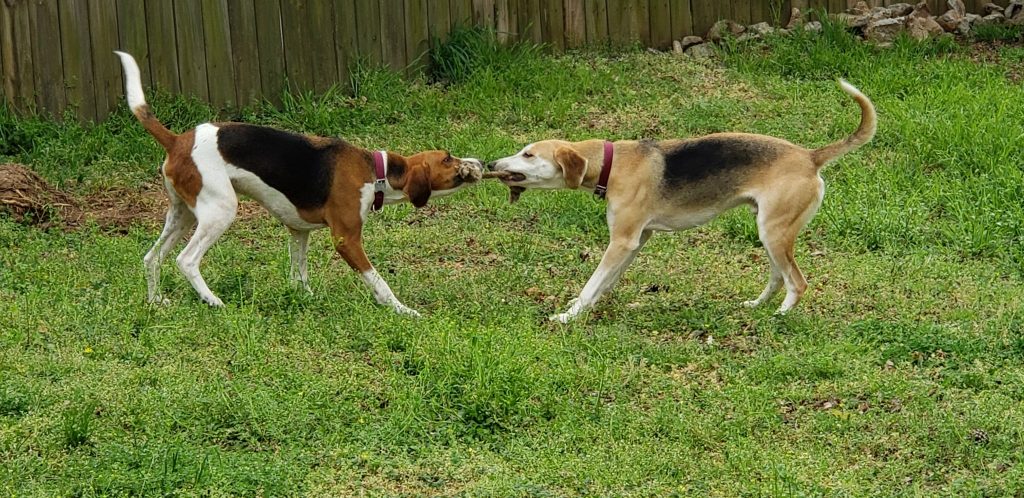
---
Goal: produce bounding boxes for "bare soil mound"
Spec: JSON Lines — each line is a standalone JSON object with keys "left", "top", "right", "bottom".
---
{"left": 0, "top": 163, "right": 83, "bottom": 228}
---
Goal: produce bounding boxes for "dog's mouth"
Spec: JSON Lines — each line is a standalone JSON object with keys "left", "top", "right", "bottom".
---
{"left": 483, "top": 170, "right": 527, "bottom": 183}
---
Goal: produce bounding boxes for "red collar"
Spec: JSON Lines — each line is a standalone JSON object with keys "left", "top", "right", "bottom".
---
{"left": 595, "top": 141, "right": 613, "bottom": 199}
{"left": 372, "top": 150, "right": 387, "bottom": 212}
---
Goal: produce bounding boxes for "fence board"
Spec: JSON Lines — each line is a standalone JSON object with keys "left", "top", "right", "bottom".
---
{"left": 88, "top": 0, "right": 120, "bottom": 121}
{"left": 34, "top": 0, "right": 66, "bottom": 117}
{"left": 228, "top": 0, "right": 262, "bottom": 105}
{"left": 58, "top": 0, "right": 96, "bottom": 119}
{"left": 649, "top": 0, "right": 671, "bottom": 49}
{"left": 13, "top": 2, "right": 34, "bottom": 112}
{"left": 355, "top": 0, "right": 383, "bottom": 65}
{"left": 0, "top": 4, "right": 10, "bottom": 108}
{"left": 308, "top": 0, "right": 339, "bottom": 92}
{"left": 691, "top": 0, "right": 717, "bottom": 36}
{"left": 451, "top": 0, "right": 473, "bottom": 25}
{"left": 280, "top": 0, "right": 314, "bottom": 93}
{"left": 564, "top": 0, "right": 586, "bottom": 47}
{"left": 202, "top": 0, "right": 235, "bottom": 108}
{"left": 174, "top": 0, "right": 209, "bottom": 100}
{"left": 542, "top": 0, "right": 565, "bottom": 50}
{"left": 115, "top": 0, "right": 150, "bottom": 88}
{"left": 524, "top": 0, "right": 542, "bottom": 42}
{"left": 473, "top": 0, "right": 495, "bottom": 25}
{"left": 427, "top": 0, "right": 452, "bottom": 44}
{"left": 334, "top": 0, "right": 358, "bottom": 90}
{"left": 381, "top": 0, "right": 408, "bottom": 72}
{"left": 406, "top": 0, "right": 430, "bottom": 73}
{"left": 253, "top": 0, "right": 284, "bottom": 105}
{"left": 670, "top": 0, "right": 694, "bottom": 37}
{"left": 495, "top": 0, "right": 516, "bottom": 42}
{"left": 585, "top": 0, "right": 609, "bottom": 45}
{"left": 144, "top": 0, "right": 178, "bottom": 93}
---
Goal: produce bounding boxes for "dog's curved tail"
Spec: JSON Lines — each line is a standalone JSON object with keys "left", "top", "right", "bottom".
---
{"left": 811, "top": 79, "right": 876, "bottom": 168}
{"left": 114, "top": 51, "right": 176, "bottom": 152}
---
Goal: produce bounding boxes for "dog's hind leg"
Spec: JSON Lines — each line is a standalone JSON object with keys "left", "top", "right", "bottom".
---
{"left": 287, "top": 228, "right": 312, "bottom": 293}
{"left": 175, "top": 194, "right": 237, "bottom": 307}
{"left": 144, "top": 183, "right": 196, "bottom": 304}
{"left": 551, "top": 228, "right": 652, "bottom": 323}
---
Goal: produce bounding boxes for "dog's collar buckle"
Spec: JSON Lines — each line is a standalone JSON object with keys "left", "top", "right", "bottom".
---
{"left": 595, "top": 141, "right": 613, "bottom": 200}
{"left": 372, "top": 150, "right": 387, "bottom": 212}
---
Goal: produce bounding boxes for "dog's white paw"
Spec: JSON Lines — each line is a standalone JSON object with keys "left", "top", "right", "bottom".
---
{"left": 203, "top": 296, "right": 225, "bottom": 307}
{"left": 549, "top": 312, "right": 574, "bottom": 324}
{"left": 395, "top": 305, "right": 422, "bottom": 318}
{"left": 741, "top": 300, "right": 761, "bottom": 308}
{"left": 148, "top": 296, "right": 171, "bottom": 306}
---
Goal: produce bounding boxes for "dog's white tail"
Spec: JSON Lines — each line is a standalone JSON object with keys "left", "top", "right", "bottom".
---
{"left": 811, "top": 79, "right": 877, "bottom": 168}
{"left": 114, "top": 51, "right": 177, "bottom": 152}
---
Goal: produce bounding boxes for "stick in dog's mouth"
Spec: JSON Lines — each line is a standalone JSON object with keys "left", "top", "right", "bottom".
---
{"left": 482, "top": 171, "right": 527, "bottom": 203}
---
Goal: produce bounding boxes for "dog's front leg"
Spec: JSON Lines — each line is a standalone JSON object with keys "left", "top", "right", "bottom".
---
{"left": 329, "top": 220, "right": 420, "bottom": 317}
{"left": 551, "top": 229, "right": 652, "bottom": 323}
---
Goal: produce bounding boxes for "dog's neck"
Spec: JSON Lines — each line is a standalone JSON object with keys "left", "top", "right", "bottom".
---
{"left": 573, "top": 139, "right": 613, "bottom": 190}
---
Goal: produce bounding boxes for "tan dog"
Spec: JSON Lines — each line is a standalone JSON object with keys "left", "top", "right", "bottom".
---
{"left": 116, "top": 52, "right": 483, "bottom": 315}
{"left": 489, "top": 80, "right": 876, "bottom": 322}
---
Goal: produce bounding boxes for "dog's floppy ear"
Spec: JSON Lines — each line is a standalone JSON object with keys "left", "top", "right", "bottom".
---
{"left": 555, "top": 146, "right": 587, "bottom": 189}
{"left": 403, "top": 165, "right": 432, "bottom": 208}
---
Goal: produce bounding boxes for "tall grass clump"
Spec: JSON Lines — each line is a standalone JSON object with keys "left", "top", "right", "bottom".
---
{"left": 429, "top": 26, "right": 544, "bottom": 84}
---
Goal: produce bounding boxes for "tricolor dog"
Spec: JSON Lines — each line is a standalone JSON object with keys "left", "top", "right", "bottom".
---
{"left": 489, "top": 80, "right": 876, "bottom": 322}
{"left": 115, "top": 51, "right": 483, "bottom": 315}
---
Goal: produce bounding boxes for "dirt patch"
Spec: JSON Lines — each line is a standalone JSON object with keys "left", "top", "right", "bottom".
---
{"left": 0, "top": 163, "right": 82, "bottom": 228}
{"left": 1, "top": 163, "right": 265, "bottom": 232}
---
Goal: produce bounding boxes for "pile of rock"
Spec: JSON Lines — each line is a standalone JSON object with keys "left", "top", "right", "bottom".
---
{"left": 672, "top": 0, "right": 1024, "bottom": 58}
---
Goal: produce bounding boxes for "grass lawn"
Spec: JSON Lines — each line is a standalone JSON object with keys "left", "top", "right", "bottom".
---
{"left": 2, "top": 25, "right": 1024, "bottom": 496}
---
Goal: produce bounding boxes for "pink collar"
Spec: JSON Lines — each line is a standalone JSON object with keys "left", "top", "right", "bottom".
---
{"left": 595, "top": 141, "right": 613, "bottom": 199}
{"left": 372, "top": 150, "right": 387, "bottom": 212}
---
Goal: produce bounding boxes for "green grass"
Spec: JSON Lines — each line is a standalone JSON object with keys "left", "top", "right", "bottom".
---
{"left": 2, "top": 26, "right": 1024, "bottom": 496}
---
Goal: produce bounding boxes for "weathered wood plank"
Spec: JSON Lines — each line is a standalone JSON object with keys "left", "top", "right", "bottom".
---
{"left": 691, "top": 0, "right": 718, "bottom": 36}
{"left": 145, "top": 0, "right": 179, "bottom": 93}
{"left": 14, "top": 1, "right": 37, "bottom": 113}
{"left": 495, "top": 0, "right": 517, "bottom": 43}
{"left": 202, "top": 0, "right": 235, "bottom": 108}
{"left": 59, "top": 0, "right": 97, "bottom": 122}
{"left": 0, "top": 1, "right": 17, "bottom": 110}
{"left": 228, "top": 0, "right": 262, "bottom": 106}
{"left": 115, "top": 0, "right": 150, "bottom": 88}
{"left": 174, "top": 0, "right": 209, "bottom": 100}
{"left": 87, "top": 0, "right": 120, "bottom": 121}
{"left": 564, "top": 0, "right": 586, "bottom": 48}
{"left": 406, "top": 0, "right": 430, "bottom": 73}
{"left": 585, "top": 0, "right": 610, "bottom": 45}
{"left": 451, "top": 0, "right": 473, "bottom": 25}
{"left": 649, "top": 0, "right": 672, "bottom": 49}
{"left": 428, "top": 0, "right": 453, "bottom": 44}
{"left": 732, "top": 0, "right": 751, "bottom": 24}
{"left": 355, "top": 0, "right": 383, "bottom": 65}
{"left": 670, "top": 0, "right": 694, "bottom": 37}
{"left": 253, "top": 0, "right": 285, "bottom": 105}
{"left": 473, "top": 0, "right": 495, "bottom": 25}
{"left": 334, "top": 0, "right": 358, "bottom": 90}
{"left": 280, "top": 0, "right": 314, "bottom": 93}
{"left": 381, "top": 0, "right": 408, "bottom": 72}
{"left": 542, "top": 0, "right": 565, "bottom": 50}
{"left": 525, "top": 0, "right": 542, "bottom": 42}
{"left": 307, "top": 0, "right": 339, "bottom": 92}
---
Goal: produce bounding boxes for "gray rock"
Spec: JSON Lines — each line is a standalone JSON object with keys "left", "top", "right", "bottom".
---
{"left": 885, "top": 3, "right": 915, "bottom": 17}
{"left": 865, "top": 17, "right": 907, "bottom": 43}
{"left": 982, "top": 3, "right": 1004, "bottom": 16}
{"left": 910, "top": 1, "right": 932, "bottom": 18}
{"left": 851, "top": 1, "right": 871, "bottom": 15}
{"left": 937, "top": 9, "right": 964, "bottom": 32}
{"left": 706, "top": 19, "right": 745, "bottom": 42}
{"left": 976, "top": 12, "right": 1005, "bottom": 26}
{"left": 907, "top": 15, "right": 945, "bottom": 40}
{"left": 947, "top": 0, "right": 967, "bottom": 17}
{"left": 1006, "top": 1, "right": 1023, "bottom": 20}
{"left": 804, "top": 21, "right": 823, "bottom": 32}
{"left": 679, "top": 35, "right": 704, "bottom": 50}
{"left": 785, "top": 8, "right": 804, "bottom": 29}
{"left": 747, "top": 22, "right": 774, "bottom": 36}
{"left": 839, "top": 12, "right": 873, "bottom": 29}
{"left": 685, "top": 43, "right": 716, "bottom": 60}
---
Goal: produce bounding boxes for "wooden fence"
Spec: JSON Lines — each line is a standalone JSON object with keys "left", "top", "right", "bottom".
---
{"left": 0, "top": 0, "right": 1010, "bottom": 122}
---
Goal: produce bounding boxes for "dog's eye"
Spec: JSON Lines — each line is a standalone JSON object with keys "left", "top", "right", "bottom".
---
{"left": 522, "top": 152, "right": 533, "bottom": 158}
